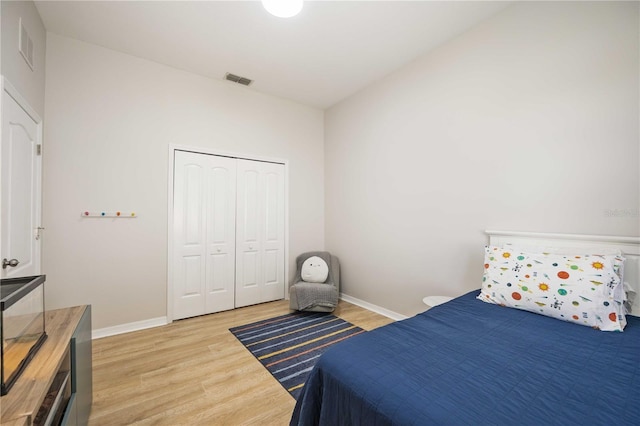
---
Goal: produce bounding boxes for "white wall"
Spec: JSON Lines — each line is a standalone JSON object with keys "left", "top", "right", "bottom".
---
{"left": 325, "top": 1, "right": 639, "bottom": 317}
{"left": 1, "top": 0, "right": 46, "bottom": 116}
{"left": 43, "top": 34, "right": 324, "bottom": 330}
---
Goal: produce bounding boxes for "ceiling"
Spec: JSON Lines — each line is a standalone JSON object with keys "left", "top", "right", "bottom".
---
{"left": 35, "top": 1, "right": 511, "bottom": 109}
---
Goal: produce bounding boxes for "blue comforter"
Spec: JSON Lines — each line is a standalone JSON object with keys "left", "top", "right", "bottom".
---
{"left": 291, "top": 291, "right": 640, "bottom": 425}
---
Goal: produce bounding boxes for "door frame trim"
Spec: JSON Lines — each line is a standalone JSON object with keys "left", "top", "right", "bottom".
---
{"left": 1, "top": 76, "right": 44, "bottom": 276}
{"left": 166, "top": 144, "right": 290, "bottom": 322}
{"left": 2, "top": 77, "right": 42, "bottom": 124}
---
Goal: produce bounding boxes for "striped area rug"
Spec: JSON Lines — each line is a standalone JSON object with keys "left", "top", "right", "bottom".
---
{"left": 229, "top": 312, "right": 365, "bottom": 399}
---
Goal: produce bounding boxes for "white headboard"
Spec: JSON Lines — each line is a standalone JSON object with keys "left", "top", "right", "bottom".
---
{"left": 486, "top": 230, "right": 640, "bottom": 317}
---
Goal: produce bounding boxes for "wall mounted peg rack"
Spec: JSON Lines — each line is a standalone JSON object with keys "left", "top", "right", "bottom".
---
{"left": 81, "top": 211, "right": 137, "bottom": 218}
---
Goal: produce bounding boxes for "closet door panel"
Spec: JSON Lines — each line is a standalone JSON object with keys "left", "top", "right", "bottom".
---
{"left": 173, "top": 152, "right": 207, "bottom": 319}
{"left": 173, "top": 151, "right": 236, "bottom": 319}
{"left": 242, "top": 252, "right": 258, "bottom": 286}
{"left": 235, "top": 162, "right": 262, "bottom": 307}
{"left": 183, "top": 256, "right": 203, "bottom": 295}
{"left": 236, "top": 160, "right": 285, "bottom": 307}
{"left": 184, "top": 165, "right": 204, "bottom": 243}
{"left": 261, "top": 164, "right": 285, "bottom": 301}
{"left": 204, "top": 158, "right": 237, "bottom": 314}
{"left": 208, "top": 254, "right": 227, "bottom": 291}
{"left": 264, "top": 250, "right": 279, "bottom": 284}
{"left": 242, "top": 170, "right": 259, "bottom": 242}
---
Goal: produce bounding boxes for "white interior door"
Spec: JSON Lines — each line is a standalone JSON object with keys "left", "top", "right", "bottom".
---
{"left": 173, "top": 151, "right": 236, "bottom": 320}
{"left": 235, "top": 159, "right": 285, "bottom": 308}
{"left": 1, "top": 84, "right": 42, "bottom": 279}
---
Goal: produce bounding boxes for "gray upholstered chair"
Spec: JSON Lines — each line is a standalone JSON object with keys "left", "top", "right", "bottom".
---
{"left": 289, "top": 251, "right": 340, "bottom": 312}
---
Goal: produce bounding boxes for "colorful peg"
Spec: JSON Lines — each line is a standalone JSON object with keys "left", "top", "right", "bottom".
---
{"left": 116, "top": 211, "right": 121, "bottom": 216}
{"left": 101, "top": 212, "right": 106, "bottom": 216}
{"left": 131, "top": 212, "right": 136, "bottom": 217}
{"left": 84, "top": 211, "right": 89, "bottom": 216}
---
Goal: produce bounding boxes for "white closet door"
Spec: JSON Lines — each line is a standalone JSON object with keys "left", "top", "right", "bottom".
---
{"left": 1, "top": 87, "right": 42, "bottom": 279}
{"left": 173, "top": 151, "right": 236, "bottom": 320}
{"left": 235, "top": 160, "right": 285, "bottom": 307}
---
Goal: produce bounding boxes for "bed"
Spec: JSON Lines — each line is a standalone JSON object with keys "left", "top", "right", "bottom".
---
{"left": 290, "top": 231, "right": 640, "bottom": 425}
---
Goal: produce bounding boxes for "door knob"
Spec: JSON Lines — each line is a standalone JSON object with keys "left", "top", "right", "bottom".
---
{"left": 2, "top": 258, "right": 20, "bottom": 269}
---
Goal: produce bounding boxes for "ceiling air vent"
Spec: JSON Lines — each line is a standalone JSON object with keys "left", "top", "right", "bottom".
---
{"left": 224, "top": 73, "right": 253, "bottom": 86}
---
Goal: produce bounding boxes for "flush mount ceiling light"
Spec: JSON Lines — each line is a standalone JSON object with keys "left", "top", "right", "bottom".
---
{"left": 262, "top": 0, "right": 303, "bottom": 18}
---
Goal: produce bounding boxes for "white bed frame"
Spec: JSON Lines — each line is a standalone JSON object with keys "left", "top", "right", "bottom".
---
{"left": 486, "top": 230, "right": 640, "bottom": 317}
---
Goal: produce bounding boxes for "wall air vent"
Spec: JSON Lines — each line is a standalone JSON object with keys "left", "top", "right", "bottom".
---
{"left": 19, "top": 18, "right": 34, "bottom": 70}
{"left": 224, "top": 73, "right": 253, "bottom": 86}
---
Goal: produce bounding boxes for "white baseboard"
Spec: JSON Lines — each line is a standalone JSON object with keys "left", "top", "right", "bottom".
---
{"left": 339, "top": 293, "right": 408, "bottom": 321}
{"left": 92, "top": 316, "right": 169, "bottom": 340}
{"left": 92, "top": 296, "right": 404, "bottom": 339}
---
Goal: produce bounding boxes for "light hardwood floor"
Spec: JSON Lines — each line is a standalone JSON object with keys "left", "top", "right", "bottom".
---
{"left": 89, "top": 300, "right": 394, "bottom": 425}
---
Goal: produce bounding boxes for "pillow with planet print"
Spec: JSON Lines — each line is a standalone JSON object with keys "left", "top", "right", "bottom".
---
{"left": 478, "top": 246, "right": 627, "bottom": 331}
{"left": 503, "top": 244, "right": 627, "bottom": 313}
